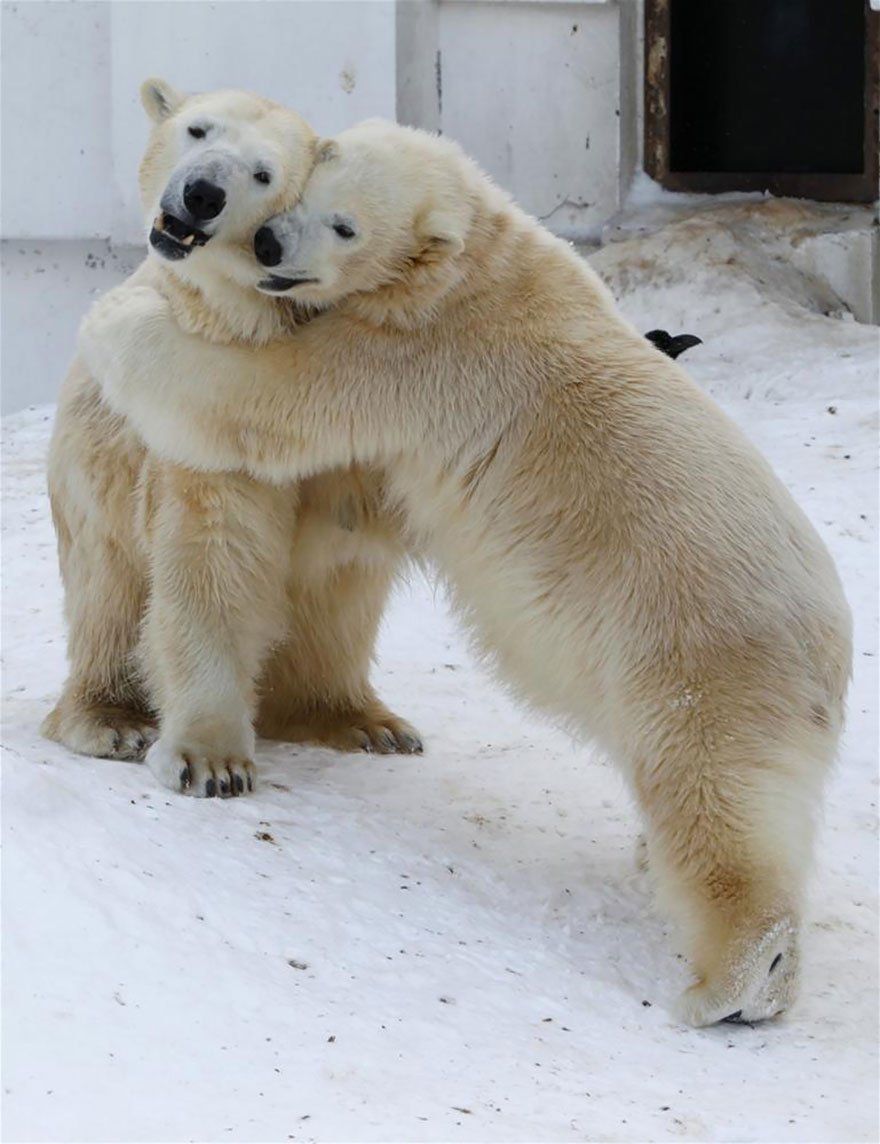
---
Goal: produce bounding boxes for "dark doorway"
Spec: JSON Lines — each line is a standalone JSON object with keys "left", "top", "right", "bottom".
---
{"left": 645, "top": 0, "right": 879, "bottom": 201}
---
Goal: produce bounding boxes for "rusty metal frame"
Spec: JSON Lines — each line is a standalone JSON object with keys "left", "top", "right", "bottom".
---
{"left": 644, "top": 0, "right": 879, "bottom": 203}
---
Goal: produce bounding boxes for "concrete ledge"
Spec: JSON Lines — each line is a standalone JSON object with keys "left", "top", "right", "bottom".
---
{"left": 1, "top": 240, "right": 144, "bottom": 415}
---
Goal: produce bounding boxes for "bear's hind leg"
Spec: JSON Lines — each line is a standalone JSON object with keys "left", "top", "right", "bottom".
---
{"left": 42, "top": 526, "right": 154, "bottom": 760}
{"left": 41, "top": 519, "right": 154, "bottom": 762}
{"left": 257, "top": 553, "right": 422, "bottom": 755}
{"left": 633, "top": 718, "right": 833, "bottom": 1027}
{"left": 42, "top": 382, "right": 156, "bottom": 762}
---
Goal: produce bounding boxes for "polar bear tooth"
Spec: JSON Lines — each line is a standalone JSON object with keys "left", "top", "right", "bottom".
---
{"left": 180, "top": 234, "right": 195, "bottom": 246}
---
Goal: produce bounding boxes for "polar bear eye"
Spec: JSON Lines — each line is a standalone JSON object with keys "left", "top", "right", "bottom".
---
{"left": 188, "top": 125, "right": 207, "bottom": 140}
{"left": 333, "top": 222, "right": 356, "bottom": 240}
{"left": 254, "top": 170, "right": 272, "bottom": 186}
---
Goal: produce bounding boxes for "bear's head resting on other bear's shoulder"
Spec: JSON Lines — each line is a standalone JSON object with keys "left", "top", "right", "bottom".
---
{"left": 252, "top": 119, "right": 502, "bottom": 320}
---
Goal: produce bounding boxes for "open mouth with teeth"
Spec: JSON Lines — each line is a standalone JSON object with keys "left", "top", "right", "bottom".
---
{"left": 257, "top": 275, "right": 320, "bottom": 293}
{"left": 149, "top": 212, "right": 211, "bottom": 261}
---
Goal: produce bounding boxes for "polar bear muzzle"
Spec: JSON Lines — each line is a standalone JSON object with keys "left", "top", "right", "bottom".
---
{"left": 150, "top": 161, "right": 232, "bottom": 261}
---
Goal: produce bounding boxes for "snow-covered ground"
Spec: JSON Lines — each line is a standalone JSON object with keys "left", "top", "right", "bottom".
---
{"left": 2, "top": 201, "right": 878, "bottom": 1143}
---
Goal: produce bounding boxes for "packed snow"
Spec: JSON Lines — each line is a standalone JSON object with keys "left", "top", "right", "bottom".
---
{"left": 2, "top": 200, "right": 878, "bottom": 1143}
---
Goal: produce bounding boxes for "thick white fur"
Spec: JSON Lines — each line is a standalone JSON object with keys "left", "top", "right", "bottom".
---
{"left": 42, "top": 87, "right": 421, "bottom": 798}
{"left": 81, "top": 120, "right": 852, "bottom": 1026}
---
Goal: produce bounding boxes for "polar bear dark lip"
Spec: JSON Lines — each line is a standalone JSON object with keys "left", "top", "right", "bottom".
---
{"left": 257, "top": 275, "right": 319, "bottom": 293}
{"left": 149, "top": 228, "right": 189, "bottom": 261}
{"left": 149, "top": 213, "right": 210, "bottom": 261}
{"left": 158, "top": 212, "right": 210, "bottom": 246}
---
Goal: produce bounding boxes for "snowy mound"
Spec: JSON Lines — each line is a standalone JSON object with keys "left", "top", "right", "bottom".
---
{"left": 3, "top": 205, "right": 877, "bottom": 1142}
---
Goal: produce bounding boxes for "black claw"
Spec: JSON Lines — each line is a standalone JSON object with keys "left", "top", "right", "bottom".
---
{"left": 219, "top": 779, "right": 231, "bottom": 797}
{"left": 235, "top": 774, "right": 244, "bottom": 793}
{"left": 721, "top": 1009, "right": 744, "bottom": 1023}
{"left": 769, "top": 953, "right": 783, "bottom": 973}
{"left": 246, "top": 773, "right": 253, "bottom": 791}
{"left": 179, "top": 765, "right": 192, "bottom": 790}
{"left": 205, "top": 778, "right": 217, "bottom": 798}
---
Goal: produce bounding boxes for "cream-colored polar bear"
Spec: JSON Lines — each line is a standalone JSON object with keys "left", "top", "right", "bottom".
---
{"left": 81, "top": 119, "right": 852, "bottom": 1026}
{"left": 43, "top": 85, "right": 421, "bottom": 796}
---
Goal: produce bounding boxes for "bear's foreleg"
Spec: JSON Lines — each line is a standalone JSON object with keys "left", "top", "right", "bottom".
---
{"left": 138, "top": 463, "right": 297, "bottom": 797}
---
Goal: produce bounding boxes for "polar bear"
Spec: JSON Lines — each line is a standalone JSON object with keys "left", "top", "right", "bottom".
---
{"left": 80, "top": 119, "right": 852, "bottom": 1025}
{"left": 43, "top": 85, "right": 421, "bottom": 795}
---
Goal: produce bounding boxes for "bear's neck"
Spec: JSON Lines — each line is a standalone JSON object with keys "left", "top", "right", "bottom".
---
{"left": 346, "top": 192, "right": 575, "bottom": 334}
{"left": 155, "top": 263, "right": 296, "bottom": 346}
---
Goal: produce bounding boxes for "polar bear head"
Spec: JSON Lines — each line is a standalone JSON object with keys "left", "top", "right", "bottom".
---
{"left": 251, "top": 119, "right": 481, "bottom": 313}
{"left": 138, "top": 77, "right": 317, "bottom": 289}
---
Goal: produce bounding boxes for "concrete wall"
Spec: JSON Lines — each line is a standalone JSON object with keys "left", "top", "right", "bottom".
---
{"left": 431, "top": 1, "right": 625, "bottom": 236}
{"left": 398, "top": 0, "right": 636, "bottom": 236}
{"left": 1, "top": 0, "right": 402, "bottom": 412}
{"left": 1, "top": 0, "right": 640, "bottom": 412}
{"left": 2, "top": 0, "right": 399, "bottom": 246}
{"left": 2, "top": 0, "right": 634, "bottom": 245}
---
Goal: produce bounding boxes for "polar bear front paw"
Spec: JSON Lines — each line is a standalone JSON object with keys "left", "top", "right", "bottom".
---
{"left": 146, "top": 738, "right": 256, "bottom": 798}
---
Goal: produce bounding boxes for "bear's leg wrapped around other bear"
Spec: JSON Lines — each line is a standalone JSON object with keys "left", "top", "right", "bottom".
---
{"left": 628, "top": 681, "right": 838, "bottom": 1025}
{"left": 42, "top": 360, "right": 157, "bottom": 761}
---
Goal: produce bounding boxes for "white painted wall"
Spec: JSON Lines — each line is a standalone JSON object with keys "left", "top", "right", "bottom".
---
{"left": 2, "top": 0, "right": 398, "bottom": 245}
{"left": 434, "top": 1, "right": 624, "bottom": 234}
{"left": 1, "top": 0, "right": 640, "bottom": 412}
{"left": 398, "top": 0, "right": 635, "bottom": 235}
{"left": 2, "top": 2, "right": 118, "bottom": 241}
{"left": 107, "top": 0, "right": 398, "bottom": 244}
{"left": 2, "top": 0, "right": 636, "bottom": 246}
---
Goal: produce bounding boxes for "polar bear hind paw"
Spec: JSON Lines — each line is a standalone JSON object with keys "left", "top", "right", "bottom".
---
{"left": 325, "top": 712, "right": 423, "bottom": 755}
{"left": 677, "top": 917, "right": 799, "bottom": 1027}
{"left": 42, "top": 701, "right": 158, "bottom": 762}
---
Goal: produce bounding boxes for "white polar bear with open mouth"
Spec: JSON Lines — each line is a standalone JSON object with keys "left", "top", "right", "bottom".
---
{"left": 81, "top": 118, "right": 852, "bottom": 1027}
{"left": 43, "top": 85, "right": 422, "bottom": 800}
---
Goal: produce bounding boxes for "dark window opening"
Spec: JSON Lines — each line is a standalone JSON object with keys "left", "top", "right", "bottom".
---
{"left": 645, "top": 0, "right": 879, "bottom": 201}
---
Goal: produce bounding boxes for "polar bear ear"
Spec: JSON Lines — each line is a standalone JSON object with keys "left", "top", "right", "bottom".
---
{"left": 315, "top": 139, "right": 340, "bottom": 164}
{"left": 140, "top": 77, "right": 185, "bottom": 124}
{"left": 419, "top": 209, "right": 466, "bottom": 258}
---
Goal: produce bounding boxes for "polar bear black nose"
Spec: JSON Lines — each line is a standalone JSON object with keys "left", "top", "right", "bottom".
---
{"left": 183, "top": 179, "right": 226, "bottom": 221}
{"left": 254, "top": 225, "right": 283, "bottom": 267}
